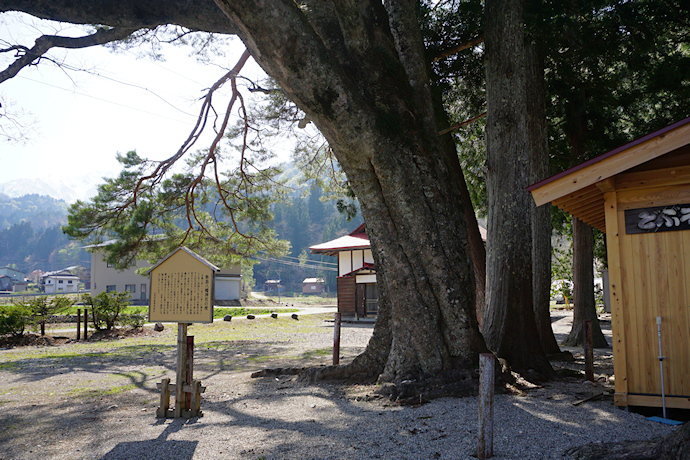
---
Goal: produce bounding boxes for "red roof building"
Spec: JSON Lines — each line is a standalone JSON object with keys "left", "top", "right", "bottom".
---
{"left": 310, "top": 223, "right": 377, "bottom": 318}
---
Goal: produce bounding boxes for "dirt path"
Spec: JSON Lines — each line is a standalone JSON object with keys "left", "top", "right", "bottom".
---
{"left": 0, "top": 311, "right": 676, "bottom": 459}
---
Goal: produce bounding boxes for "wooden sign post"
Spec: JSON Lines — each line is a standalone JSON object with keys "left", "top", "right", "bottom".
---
{"left": 149, "top": 247, "right": 218, "bottom": 419}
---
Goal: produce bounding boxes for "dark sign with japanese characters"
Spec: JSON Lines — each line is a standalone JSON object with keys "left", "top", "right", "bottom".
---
{"left": 624, "top": 203, "right": 690, "bottom": 234}
{"left": 149, "top": 247, "right": 217, "bottom": 323}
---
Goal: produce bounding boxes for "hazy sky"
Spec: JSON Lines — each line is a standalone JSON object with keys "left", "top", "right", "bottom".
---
{"left": 0, "top": 12, "right": 268, "bottom": 185}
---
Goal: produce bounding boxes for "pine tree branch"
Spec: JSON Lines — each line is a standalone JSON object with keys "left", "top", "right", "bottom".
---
{"left": 0, "top": 0, "right": 237, "bottom": 34}
{"left": 0, "top": 27, "right": 137, "bottom": 83}
{"left": 438, "top": 111, "right": 486, "bottom": 135}
{"left": 432, "top": 35, "right": 484, "bottom": 62}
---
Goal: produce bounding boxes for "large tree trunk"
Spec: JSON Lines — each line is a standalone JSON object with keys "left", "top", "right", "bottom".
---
{"left": 4, "top": 0, "right": 492, "bottom": 385}
{"left": 483, "top": 0, "right": 554, "bottom": 376}
{"left": 561, "top": 88, "right": 608, "bottom": 349}
{"left": 562, "top": 217, "right": 609, "bottom": 348}
{"left": 528, "top": 46, "right": 560, "bottom": 356}
{"left": 215, "top": 0, "right": 488, "bottom": 382}
{"left": 386, "top": 0, "right": 486, "bottom": 328}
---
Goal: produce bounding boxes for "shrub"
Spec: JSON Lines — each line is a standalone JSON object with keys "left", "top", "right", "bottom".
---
{"left": 82, "top": 291, "right": 132, "bottom": 331}
{"left": 16, "top": 296, "right": 74, "bottom": 336}
{"left": 0, "top": 304, "right": 31, "bottom": 337}
{"left": 118, "top": 313, "right": 145, "bottom": 329}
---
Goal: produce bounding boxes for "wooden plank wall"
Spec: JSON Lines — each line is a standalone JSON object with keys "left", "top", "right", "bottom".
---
{"left": 337, "top": 277, "right": 356, "bottom": 316}
{"left": 615, "top": 183, "right": 690, "bottom": 407}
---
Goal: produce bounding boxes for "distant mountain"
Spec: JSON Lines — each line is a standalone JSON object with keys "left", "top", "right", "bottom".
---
{"left": 0, "top": 174, "right": 104, "bottom": 203}
{"left": 0, "top": 194, "right": 69, "bottom": 230}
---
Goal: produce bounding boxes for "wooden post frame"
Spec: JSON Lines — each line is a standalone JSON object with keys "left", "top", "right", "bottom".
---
{"left": 333, "top": 312, "right": 341, "bottom": 365}
{"left": 174, "top": 323, "right": 188, "bottom": 418}
{"left": 478, "top": 353, "right": 494, "bottom": 459}
{"left": 83, "top": 308, "right": 88, "bottom": 340}
{"left": 149, "top": 247, "right": 217, "bottom": 418}
{"left": 157, "top": 378, "right": 171, "bottom": 418}
{"left": 148, "top": 247, "right": 219, "bottom": 324}
{"left": 186, "top": 335, "right": 194, "bottom": 410}
{"left": 583, "top": 320, "right": 594, "bottom": 382}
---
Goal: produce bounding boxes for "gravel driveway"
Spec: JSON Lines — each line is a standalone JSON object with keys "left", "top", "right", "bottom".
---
{"left": 0, "top": 310, "right": 678, "bottom": 459}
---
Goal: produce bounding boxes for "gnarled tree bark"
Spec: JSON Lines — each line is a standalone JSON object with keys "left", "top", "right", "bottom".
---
{"left": 1, "top": 0, "right": 237, "bottom": 34}
{"left": 3, "top": 0, "right": 557, "bottom": 384}
{"left": 483, "top": 0, "right": 554, "bottom": 376}
{"left": 211, "top": 0, "right": 488, "bottom": 382}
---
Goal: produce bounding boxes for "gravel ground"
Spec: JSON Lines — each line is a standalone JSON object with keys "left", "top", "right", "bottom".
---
{"left": 0, "top": 309, "right": 679, "bottom": 459}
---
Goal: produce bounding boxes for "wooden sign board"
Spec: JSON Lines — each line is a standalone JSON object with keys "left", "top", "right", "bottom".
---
{"left": 149, "top": 247, "right": 219, "bottom": 323}
{"left": 624, "top": 203, "right": 690, "bottom": 234}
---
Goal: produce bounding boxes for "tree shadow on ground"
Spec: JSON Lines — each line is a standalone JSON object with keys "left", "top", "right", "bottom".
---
{"left": 101, "top": 420, "right": 198, "bottom": 460}
{"left": 0, "top": 340, "right": 300, "bottom": 385}
{"left": 0, "top": 352, "right": 675, "bottom": 459}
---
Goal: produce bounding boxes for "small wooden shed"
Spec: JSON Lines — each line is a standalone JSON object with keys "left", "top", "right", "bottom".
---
{"left": 528, "top": 117, "right": 690, "bottom": 410}
{"left": 264, "top": 279, "right": 282, "bottom": 293}
{"left": 302, "top": 278, "right": 325, "bottom": 294}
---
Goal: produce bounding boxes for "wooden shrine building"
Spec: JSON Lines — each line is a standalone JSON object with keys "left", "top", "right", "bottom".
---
{"left": 528, "top": 117, "right": 690, "bottom": 410}
{"left": 310, "top": 223, "right": 378, "bottom": 318}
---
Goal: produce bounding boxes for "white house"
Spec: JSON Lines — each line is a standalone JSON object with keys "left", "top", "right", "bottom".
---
{"left": 87, "top": 244, "right": 152, "bottom": 303}
{"left": 214, "top": 266, "right": 242, "bottom": 304}
{"left": 41, "top": 269, "right": 80, "bottom": 294}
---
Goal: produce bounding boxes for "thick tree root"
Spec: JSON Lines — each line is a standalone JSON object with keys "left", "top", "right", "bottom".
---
{"left": 251, "top": 363, "right": 509, "bottom": 406}
{"left": 565, "top": 422, "right": 689, "bottom": 459}
{"left": 374, "top": 368, "right": 486, "bottom": 405}
{"left": 250, "top": 367, "right": 306, "bottom": 378}
{"left": 297, "top": 364, "right": 379, "bottom": 383}
{"left": 250, "top": 362, "right": 381, "bottom": 383}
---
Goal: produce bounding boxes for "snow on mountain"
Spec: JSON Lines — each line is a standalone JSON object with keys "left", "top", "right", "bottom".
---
{"left": 0, "top": 174, "right": 107, "bottom": 203}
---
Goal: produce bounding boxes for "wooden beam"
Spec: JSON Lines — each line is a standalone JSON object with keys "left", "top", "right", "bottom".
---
{"left": 616, "top": 184, "right": 690, "bottom": 211}
{"left": 615, "top": 165, "right": 690, "bottom": 191}
{"left": 575, "top": 202, "right": 606, "bottom": 222}
{"left": 558, "top": 194, "right": 604, "bottom": 217}
{"left": 530, "top": 121, "right": 690, "bottom": 206}
{"left": 596, "top": 178, "right": 616, "bottom": 193}
{"left": 604, "top": 191, "right": 629, "bottom": 405}
{"left": 625, "top": 394, "right": 690, "bottom": 410}
{"left": 552, "top": 186, "right": 601, "bottom": 208}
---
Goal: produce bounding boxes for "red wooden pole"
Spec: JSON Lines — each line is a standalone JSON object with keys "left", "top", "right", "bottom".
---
{"left": 333, "top": 312, "right": 341, "bottom": 365}
{"left": 186, "top": 335, "right": 194, "bottom": 410}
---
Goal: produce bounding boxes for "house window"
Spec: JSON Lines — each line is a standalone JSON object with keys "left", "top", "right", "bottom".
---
{"left": 141, "top": 284, "right": 147, "bottom": 301}
{"left": 58, "top": 280, "right": 63, "bottom": 284}
{"left": 125, "top": 284, "right": 136, "bottom": 293}
{"left": 68, "top": 280, "right": 73, "bottom": 284}
{"left": 106, "top": 285, "right": 116, "bottom": 293}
